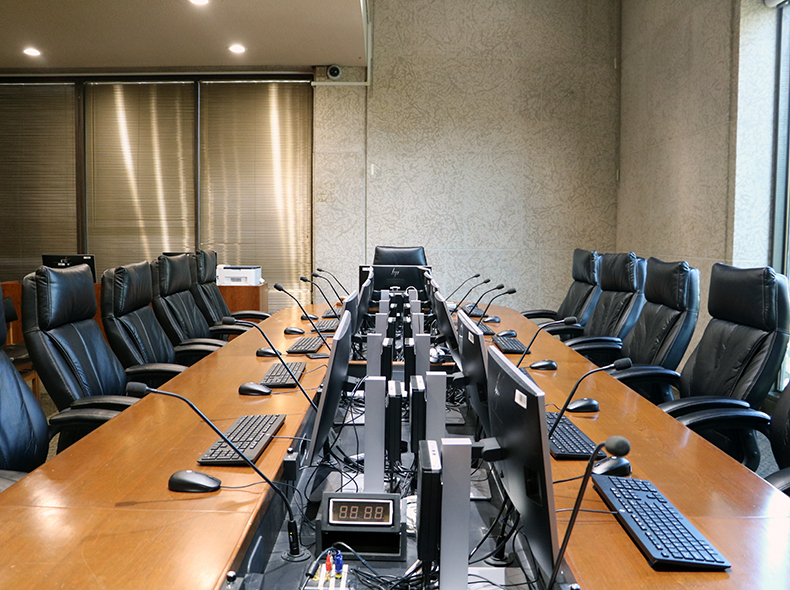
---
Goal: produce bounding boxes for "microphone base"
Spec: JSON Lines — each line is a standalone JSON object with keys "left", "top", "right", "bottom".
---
{"left": 484, "top": 553, "right": 513, "bottom": 567}
{"left": 281, "top": 548, "right": 311, "bottom": 562}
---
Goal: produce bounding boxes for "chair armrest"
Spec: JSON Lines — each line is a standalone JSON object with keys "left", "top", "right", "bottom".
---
{"left": 230, "top": 310, "right": 271, "bottom": 321}
{"left": 180, "top": 338, "right": 226, "bottom": 348}
{"left": 676, "top": 407, "right": 771, "bottom": 436}
{"left": 544, "top": 324, "right": 584, "bottom": 338}
{"left": 659, "top": 396, "right": 750, "bottom": 418}
{"left": 765, "top": 467, "right": 790, "bottom": 495}
{"left": 125, "top": 363, "right": 187, "bottom": 388}
{"left": 566, "top": 336, "right": 623, "bottom": 347}
{"left": 521, "top": 309, "right": 558, "bottom": 321}
{"left": 48, "top": 407, "right": 120, "bottom": 436}
{"left": 614, "top": 365, "right": 681, "bottom": 389}
{"left": 69, "top": 396, "right": 138, "bottom": 410}
{"left": 209, "top": 324, "right": 247, "bottom": 337}
{"left": 174, "top": 344, "right": 220, "bottom": 365}
{"left": 566, "top": 339, "right": 623, "bottom": 367}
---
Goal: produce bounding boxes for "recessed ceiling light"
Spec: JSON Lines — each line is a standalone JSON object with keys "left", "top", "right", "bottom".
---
{"left": 23, "top": 48, "right": 41, "bottom": 57}
{"left": 190, "top": 0, "right": 209, "bottom": 5}
{"left": 228, "top": 45, "right": 246, "bottom": 54}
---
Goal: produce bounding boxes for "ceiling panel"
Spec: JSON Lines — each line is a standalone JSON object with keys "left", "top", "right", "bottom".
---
{"left": 0, "top": 0, "right": 367, "bottom": 73}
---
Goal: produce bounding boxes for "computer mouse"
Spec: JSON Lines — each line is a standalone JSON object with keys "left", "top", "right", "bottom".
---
{"left": 256, "top": 347, "right": 278, "bottom": 357}
{"left": 496, "top": 329, "right": 517, "bottom": 338}
{"left": 483, "top": 316, "right": 500, "bottom": 323}
{"left": 301, "top": 313, "right": 318, "bottom": 321}
{"left": 529, "top": 359, "right": 557, "bottom": 371}
{"left": 284, "top": 326, "right": 305, "bottom": 335}
{"left": 168, "top": 469, "right": 221, "bottom": 493}
{"left": 238, "top": 382, "right": 272, "bottom": 396}
{"left": 567, "top": 397, "right": 600, "bottom": 413}
{"left": 592, "top": 456, "right": 632, "bottom": 477}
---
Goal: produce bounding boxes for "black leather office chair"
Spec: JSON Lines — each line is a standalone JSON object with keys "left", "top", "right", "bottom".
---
{"left": 150, "top": 254, "right": 231, "bottom": 347}
{"left": 101, "top": 262, "right": 217, "bottom": 378}
{"left": 190, "top": 249, "right": 270, "bottom": 326}
{"left": 20, "top": 265, "right": 141, "bottom": 430}
{"left": 522, "top": 248, "right": 601, "bottom": 326}
{"left": 557, "top": 252, "right": 647, "bottom": 354}
{"left": 572, "top": 258, "right": 700, "bottom": 389}
{"left": 0, "top": 284, "right": 119, "bottom": 491}
{"left": 372, "top": 245, "right": 427, "bottom": 266}
{"left": 616, "top": 263, "right": 790, "bottom": 470}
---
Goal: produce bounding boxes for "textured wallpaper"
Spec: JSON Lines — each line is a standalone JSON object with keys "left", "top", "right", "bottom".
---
{"left": 617, "top": 0, "right": 778, "bottom": 359}
{"left": 313, "top": 0, "right": 620, "bottom": 312}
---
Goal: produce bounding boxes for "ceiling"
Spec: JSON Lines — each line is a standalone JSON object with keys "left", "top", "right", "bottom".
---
{"left": 0, "top": 0, "right": 367, "bottom": 74}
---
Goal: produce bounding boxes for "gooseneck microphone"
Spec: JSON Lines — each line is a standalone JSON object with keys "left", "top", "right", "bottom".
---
{"left": 125, "top": 382, "right": 310, "bottom": 562}
{"left": 546, "top": 436, "right": 631, "bottom": 590}
{"left": 316, "top": 267, "right": 350, "bottom": 296}
{"left": 222, "top": 317, "right": 318, "bottom": 411}
{"left": 547, "top": 358, "right": 632, "bottom": 439}
{"left": 467, "top": 283, "right": 505, "bottom": 315}
{"left": 273, "top": 283, "right": 332, "bottom": 351}
{"left": 453, "top": 278, "right": 491, "bottom": 312}
{"left": 312, "top": 272, "right": 344, "bottom": 306}
{"left": 301, "top": 275, "right": 339, "bottom": 319}
{"left": 476, "top": 287, "right": 517, "bottom": 325}
{"left": 445, "top": 273, "right": 481, "bottom": 301}
{"left": 515, "top": 316, "right": 577, "bottom": 364}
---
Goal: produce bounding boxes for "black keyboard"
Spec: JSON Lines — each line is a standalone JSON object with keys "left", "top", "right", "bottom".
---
{"left": 592, "top": 474, "right": 730, "bottom": 570}
{"left": 198, "top": 413, "right": 286, "bottom": 466}
{"left": 492, "top": 336, "right": 527, "bottom": 354}
{"left": 322, "top": 307, "right": 341, "bottom": 318}
{"left": 286, "top": 336, "right": 324, "bottom": 354}
{"left": 461, "top": 303, "right": 485, "bottom": 317}
{"left": 479, "top": 322, "right": 495, "bottom": 336}
{"left": 311, "top": 319, "right": 339, "bottom": 333}
{"left": 545, "top": 412, "right": 606, "bottom": 460}
{"left": 261, "top": 361, "right": 306, "bottom": 388}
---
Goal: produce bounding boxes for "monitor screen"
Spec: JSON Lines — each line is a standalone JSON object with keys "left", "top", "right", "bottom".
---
{"left": 359, "top": 264, "right": 431, "bottom": 298}
{"left": 41, "top": 254, "right": 97, "bottom": 282}
{"left": 339, "top": 290, "right": 359, "bottom": 336}
{"left": 432, "top": 292, "right": 460, "bottom": 364}
{"left": 307, "top": 310, "right": 353, "bottom": 463}
{"left": 357, "top": 275, "right": 374, "bottom": 333}
{"left": 456, "top": 310, "right": 490, "bottom": 435}
{"left": 486, "top": 346, "right": 559, "bottom": 588}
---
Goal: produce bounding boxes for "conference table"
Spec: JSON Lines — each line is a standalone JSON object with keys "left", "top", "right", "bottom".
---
{"left": 0, "top": 302, "right": 789, "bottom": 590}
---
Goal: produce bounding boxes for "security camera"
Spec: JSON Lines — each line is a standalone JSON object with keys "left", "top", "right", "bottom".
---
{"left": 327, "top": 65, "right": 342, "bottom": 81}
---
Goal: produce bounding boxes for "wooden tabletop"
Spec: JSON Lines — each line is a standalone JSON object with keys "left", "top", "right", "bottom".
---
{"left": 485, "top": 306, "right": 790, "bottom": 590}
{"left": 0, "top": 305, "right": 330, "bottom": 590}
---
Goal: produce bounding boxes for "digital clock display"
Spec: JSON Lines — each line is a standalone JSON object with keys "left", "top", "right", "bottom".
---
{"left": 328, "top": 498, "right": 394, "bottom": 526}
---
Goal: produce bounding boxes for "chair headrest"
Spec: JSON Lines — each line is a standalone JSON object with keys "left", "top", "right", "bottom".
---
{"left": 107, "top": 262, "right": 153, "bottom": 316}
{"left": 599, "top": 252, "right": 643, "bottom": 292}
{"left": 644, "top": 258, "right": 699, "bottom": 312}
{"left": 156, "top": 254, "right": 194, "bottom": 296}
{"left": 195, "top": 249, "right": 217, "bottom": 285}
{"left": 373, "top": 245, "right": 427, "bottom": 266}
{"left": 571, "top": 249, "right": 599, "bottom": 285}
{"left": 34, "top": 265, "right": 97, "bottom": 331}
{"left": 708, "top": 263, "right": 790, "bottom": 332}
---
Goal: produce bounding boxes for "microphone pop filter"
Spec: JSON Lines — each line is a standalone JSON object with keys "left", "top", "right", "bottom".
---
{"left": 126, "top": 382, "right": 149, "bottom": 396}
{"left": 221, "top": 316, "right": 236, "bottom": 325}
{"left": 613, "top": 358, "right": 633, "bottom": 371}
{"left": 564, "top": 316, "right": 577, "bottom": 324}
{"left": 605, "top": 436, "right": 631, "bottom": 457}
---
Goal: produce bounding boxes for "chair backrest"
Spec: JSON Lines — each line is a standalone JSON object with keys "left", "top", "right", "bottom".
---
{"left": 101, "top": 261, "right": 177, "bottom": 368}
{"left": 191, "top": 249, "right": 231, "bottom": 325}
{"left": 582, "top": 252, "right": 646, "bottom": 340}
{"left": 372, "top": 245, "right": 427, "bottom": 266}
{"left": 0, "top": 283, "right": 49, "bottom": 473}
{"left": 556, "top": 248, "right": 601, "bottom": 326}
{"left": 22, "top": 265, "right": 127, "bottom": 412}
{"left": 678, "top": 263, "right": 790, "bottom": 408}
{"left": 621, "top": 257, "right": 700, "bottom": 370}
{"left": 151, "top": 254, "right": 214, "bottom": 345}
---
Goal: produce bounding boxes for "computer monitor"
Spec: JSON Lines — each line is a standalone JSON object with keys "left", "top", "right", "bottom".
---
{"left": 357, "top": 273, "right": 374, "bottom": 333}
{"left": 486, "top": 346, "right": 559, "bottom": 589}
{"left": 432, "top": 292, "right": 460, "bottom": 364}
{"left": 359, "top": 264, "right": 431, "bottom": 297}
{"left": 339, "top": 290, "right": 359, "bottom": 335}
{"left": 41, "top": 254, "right": 97, "bottom": 282}
{"left": 456, "top": 310, "right": 490, "bottom": 435}
{"left": 307, "top": 310, "right": 353, "bottom": 464}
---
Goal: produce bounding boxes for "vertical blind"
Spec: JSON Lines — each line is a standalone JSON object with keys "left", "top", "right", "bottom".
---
{"left": 200, "top": 82, "right": 313, "bottom": 311}
{"left": 86, "top": 82, "right": 196, "bottom": 273}
{"left": 0, "top": 84, "right": 77, "bottom": 281}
